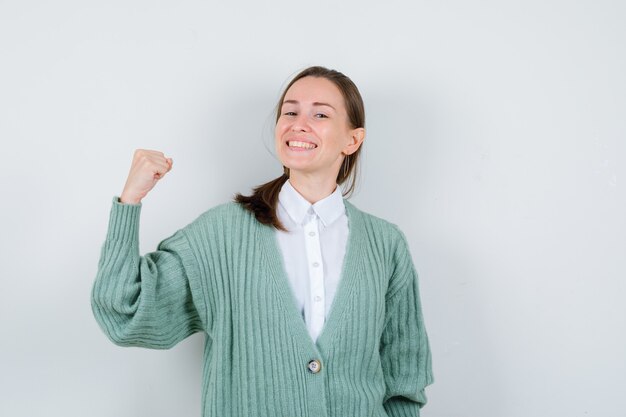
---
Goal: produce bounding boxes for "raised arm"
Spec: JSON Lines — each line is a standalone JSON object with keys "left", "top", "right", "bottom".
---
{"left": 91, "top": 150, "right": 205, "bottom": 349}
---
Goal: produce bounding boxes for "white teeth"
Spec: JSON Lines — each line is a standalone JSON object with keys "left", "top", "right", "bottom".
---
{"left": 288, "top": 140, "right": 317, "bottom": 149}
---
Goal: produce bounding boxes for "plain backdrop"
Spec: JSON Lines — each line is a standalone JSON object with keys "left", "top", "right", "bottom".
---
{"left": 1, "top": 1, "right": 625, "bottom": 416}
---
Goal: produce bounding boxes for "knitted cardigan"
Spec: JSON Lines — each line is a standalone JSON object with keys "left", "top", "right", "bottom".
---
{"left": 91, "top": 197, "right": 433, "bottom": 417}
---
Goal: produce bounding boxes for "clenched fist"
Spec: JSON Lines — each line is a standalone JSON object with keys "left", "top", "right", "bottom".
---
{"left": 119, "top": 149, "right": 173, "bottom": 204}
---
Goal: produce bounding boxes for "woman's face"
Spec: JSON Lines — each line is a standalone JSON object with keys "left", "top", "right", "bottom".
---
{"left": 275, "top": 76, "right": 364, "bottom": 180}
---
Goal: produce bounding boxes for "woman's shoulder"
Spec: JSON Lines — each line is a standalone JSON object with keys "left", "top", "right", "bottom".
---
{"left": 344, "top": 201, "right": 416, "bottom": 280}
{"left": 199, "top": 200, "right": 247, "bottom": 217}
{"left": 344, "top": 199, "right": 406, "bottom": 243}
{"left": 182, "top": 201, "right": 254, "bottom": 231}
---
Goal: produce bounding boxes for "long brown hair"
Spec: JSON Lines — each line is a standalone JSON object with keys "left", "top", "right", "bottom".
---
{"left": 233, "top": 66, "right": 365, "bottom": 231}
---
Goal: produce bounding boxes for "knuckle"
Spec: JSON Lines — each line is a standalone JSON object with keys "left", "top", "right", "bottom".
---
{"left": 133, "top": 149, "right": 146, "bottom": 161}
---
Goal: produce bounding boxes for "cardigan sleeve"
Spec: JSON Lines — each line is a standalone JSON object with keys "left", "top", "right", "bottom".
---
{"left": 91, "top": 197, "right": 206, "bottom": 349}
{"left": 380, "top": 226, "right": 434, "bottom": 417}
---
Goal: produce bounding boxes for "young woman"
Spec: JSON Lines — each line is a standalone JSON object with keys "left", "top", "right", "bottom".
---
{"left": 92, "top": 66, "right": 433, "bottom": 417}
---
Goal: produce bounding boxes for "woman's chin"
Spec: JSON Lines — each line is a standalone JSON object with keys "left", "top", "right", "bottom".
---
{"left": 280, "top": 158, "right": 314, "bottom": 173}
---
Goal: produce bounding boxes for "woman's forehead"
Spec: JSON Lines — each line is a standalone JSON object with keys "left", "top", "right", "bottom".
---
{"left": 284, "top": 77, "right": 344, "bottom": 106}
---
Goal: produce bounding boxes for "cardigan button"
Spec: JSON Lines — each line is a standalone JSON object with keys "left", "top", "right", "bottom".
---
{"left": 307, "top": 359, "right": 322, "bottom": 374}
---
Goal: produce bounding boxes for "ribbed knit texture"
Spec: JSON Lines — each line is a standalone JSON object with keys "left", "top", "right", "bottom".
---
{"left": 92, "top": 197, "right": 433, "bottom": 417}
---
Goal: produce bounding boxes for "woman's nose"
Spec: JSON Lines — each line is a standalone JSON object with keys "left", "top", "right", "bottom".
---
{"left": 291, "top": 114, "right": 310, "bottom": 132}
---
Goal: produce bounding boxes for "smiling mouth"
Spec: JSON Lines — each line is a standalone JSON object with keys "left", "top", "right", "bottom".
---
{"left": 287, "top": 140, "right": 317, "bottom": 149}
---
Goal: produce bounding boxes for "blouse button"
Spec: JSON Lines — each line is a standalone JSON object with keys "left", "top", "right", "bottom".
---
{"left": 312, "top": 262, "right": 320, "bottom": 268}
{"left": 308, "top": 231, "right": 316, "bottom": 237}
{"left": 307, "top": 359, "right": 322, "bottom": 374}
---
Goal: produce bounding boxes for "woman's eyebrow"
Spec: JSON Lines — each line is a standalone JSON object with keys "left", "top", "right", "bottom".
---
{"left": 282, "top": 100, "right": 336, "bottom": 110}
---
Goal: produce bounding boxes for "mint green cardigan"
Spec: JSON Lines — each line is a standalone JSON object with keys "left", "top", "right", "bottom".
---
{"left": 92, "top": 197, "right": 433, "bottom": 417}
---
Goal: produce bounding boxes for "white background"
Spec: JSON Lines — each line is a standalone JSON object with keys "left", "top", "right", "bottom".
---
{"left": 1, "top": 1, "right": 625, "bottom": 416}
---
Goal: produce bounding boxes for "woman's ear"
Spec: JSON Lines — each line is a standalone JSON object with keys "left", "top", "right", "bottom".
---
{"left": 344, "top": 127, "right": 365, "bottom": 155}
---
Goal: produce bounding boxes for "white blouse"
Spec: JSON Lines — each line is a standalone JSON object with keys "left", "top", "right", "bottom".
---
{"left": 275, "top": 180, "right": 349, "bottom": 343}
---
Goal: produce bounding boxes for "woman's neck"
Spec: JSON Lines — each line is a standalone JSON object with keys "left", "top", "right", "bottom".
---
{"left": 288, "top": 172, "right": 338, "bottom": 204}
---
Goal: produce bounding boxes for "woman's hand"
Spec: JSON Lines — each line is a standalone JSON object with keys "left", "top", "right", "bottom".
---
{"left": 119, "top": 149, "right": 173, "bottom": 204}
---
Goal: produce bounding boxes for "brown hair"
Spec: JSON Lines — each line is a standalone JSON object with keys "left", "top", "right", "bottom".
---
{"left": 233, "top": 66, "right": 365, "bottom": 231}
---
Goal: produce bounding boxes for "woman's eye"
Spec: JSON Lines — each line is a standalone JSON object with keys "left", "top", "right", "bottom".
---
{"left": 284, "top": 111, "right": 297, "bottom": 116}
{"left": 315, "top": 113, "right": 328, "bottom": 118}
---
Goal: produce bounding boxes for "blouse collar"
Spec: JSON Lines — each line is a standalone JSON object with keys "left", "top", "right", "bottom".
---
{"left": 278, "top": 179, "right": 345, "bottom": 228}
